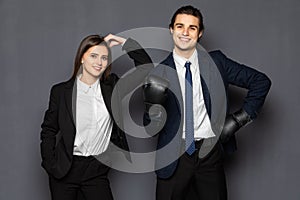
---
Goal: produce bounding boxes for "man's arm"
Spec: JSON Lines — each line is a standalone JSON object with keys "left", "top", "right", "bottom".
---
{"left": 218, "top": 50, "right": 271, "bottom": 118}
{"left": 213, "top": 50, "right": 271, "bottom": 142}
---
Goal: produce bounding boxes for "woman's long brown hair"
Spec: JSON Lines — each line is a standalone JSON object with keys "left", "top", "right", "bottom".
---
{"left": 71, "top": 34, "right": 112, "bottom": 81}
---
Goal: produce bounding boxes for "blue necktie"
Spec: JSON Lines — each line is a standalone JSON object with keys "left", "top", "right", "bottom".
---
{"left": 185, "top": 61, "right": 195, "bottom": 155}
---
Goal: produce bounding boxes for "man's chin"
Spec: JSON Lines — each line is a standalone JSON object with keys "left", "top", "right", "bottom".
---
{"left": 177, "top": 45, "right": 194, "bottom": 52}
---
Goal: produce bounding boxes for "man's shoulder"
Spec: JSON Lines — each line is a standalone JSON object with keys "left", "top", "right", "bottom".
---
{"left": 208, "top": 50, "right": 225, "bottom": 58}
{"left": 161, "top": 52, "right": 174, "bottom": 65}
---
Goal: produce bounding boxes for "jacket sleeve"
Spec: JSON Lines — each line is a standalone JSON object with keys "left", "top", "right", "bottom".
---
{"left": 122, "top": 38, "right": 153, "bottom": 66}
{"left": 108, "top": 38, "right": 154, "bottom": 154}
{"left": 40, "top": 85, "right": 60, "bottom": 169}
{"left": 215, "top": 50, "right": 272, "bottom": 119}
{"left": 114, "top": 38, "right": 154, "bottom": 98}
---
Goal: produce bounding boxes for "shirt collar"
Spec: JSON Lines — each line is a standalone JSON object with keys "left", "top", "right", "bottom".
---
{"left": 77, "top": 74, "right": 100, "bottom": 93}
{"left": 173, "top": 49, "right": 198, "bottom": 69}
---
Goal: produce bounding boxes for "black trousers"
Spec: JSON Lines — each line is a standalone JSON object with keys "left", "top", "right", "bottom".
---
{"left": 156, "top": 141, "right": 227, "bottom": 200}
{"left": 49, "top": 155, "right": 113, "bottom": 200}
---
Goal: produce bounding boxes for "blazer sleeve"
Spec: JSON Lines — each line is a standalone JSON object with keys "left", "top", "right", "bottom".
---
{"left": 214, "top": 50, "right": 272, "bottom": 119}
{"left": 40, "top": 85, "right": 60, "bottom": 168}
{"left": 122, "top": 38, "right": 152, "bottom": 66}
{"left": 114, "top": 38, "right": 154, "bottom": 97}
{"left": 108, "top": 38, "right": 154, "bottom": 149}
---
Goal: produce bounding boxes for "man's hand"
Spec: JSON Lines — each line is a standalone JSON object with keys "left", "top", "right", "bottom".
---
{"left": 104, "top": 34, "right": 126, "bottom": 47}
{"left": 220, "top": 109, "right": 252, "bottom": 143}
{"left": 143, "top": 75, "right": 169, "bottom": 112}
{"left": 143, "top": 75, "right": 169, "bottom": 135}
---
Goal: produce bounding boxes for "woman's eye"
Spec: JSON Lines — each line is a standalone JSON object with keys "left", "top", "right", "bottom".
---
{"left": 102, "top": 57, "right": 108, "bottom": 61}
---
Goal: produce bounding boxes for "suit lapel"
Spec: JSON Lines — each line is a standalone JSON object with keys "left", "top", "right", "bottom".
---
{"left": 197, "top": 46, "right": 212, "bottom": 117}
{"left": 64, "top": 78, "right": 76, "bottom": 127}
{"left": 100, "top": 80, "right": 113, "bottom": 116}
{"left": 163, "top": 53, "right": 183, "bottom": 113}
{"left": 197, "top": 45, "right": 226, "bottom": 134}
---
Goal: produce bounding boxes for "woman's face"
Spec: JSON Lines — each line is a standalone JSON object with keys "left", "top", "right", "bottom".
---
{"left": 81, "top": 44, "right": 109, "bottom": 81}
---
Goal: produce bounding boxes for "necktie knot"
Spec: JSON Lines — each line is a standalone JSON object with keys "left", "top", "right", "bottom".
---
{"left": 185, "top": 61, "right": 192, "bottom": 85}
{"left": 185, "top": 61, "right": 191, "bottom": 70}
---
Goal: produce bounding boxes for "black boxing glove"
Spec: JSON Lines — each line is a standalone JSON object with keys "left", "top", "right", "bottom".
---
{"left": 143, "top": 75, "right": 169, "bottom": 128}
{"left": 220, "top": 108, "right": 252, "bottom": 143}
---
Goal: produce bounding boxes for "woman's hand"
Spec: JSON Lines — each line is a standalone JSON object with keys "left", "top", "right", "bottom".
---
{"left": 104, "top": 34, "right": 126, "bottom": 47}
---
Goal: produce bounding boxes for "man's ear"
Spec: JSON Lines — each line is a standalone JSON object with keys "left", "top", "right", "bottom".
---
{"left": 170, "top": 27, "right": 174, "bottom": 34}
{"left": 198, "top": 30, "right": 203, "bottom": 39}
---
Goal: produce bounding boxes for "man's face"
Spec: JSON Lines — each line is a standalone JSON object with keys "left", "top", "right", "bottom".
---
{"left": 170, "top": 14, "right": 203, "bottom": 57}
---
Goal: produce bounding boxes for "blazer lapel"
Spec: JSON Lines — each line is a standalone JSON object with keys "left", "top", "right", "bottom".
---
{"left": 197, "top": 45, "right": 226, "bottom": 133}
{"left": 100, "top": 81, "right": 113, "bottom": 116}
{"left": 197, "top": 46, "right": 211, "bottom": 117}
{"left": 64, "top": 78, "right": 76, "bottom": 127}
{"left": 162, "top": 53, "right": 183, "bottom": 114}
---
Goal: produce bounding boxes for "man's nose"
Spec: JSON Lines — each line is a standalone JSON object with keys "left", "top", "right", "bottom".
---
{"left": 182, "top": 27, "right": 189, "bottom": 36}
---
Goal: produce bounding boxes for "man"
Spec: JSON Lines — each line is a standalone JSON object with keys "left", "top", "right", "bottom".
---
{"left": 143, "top": 5, "right": 271, "bottom": 200}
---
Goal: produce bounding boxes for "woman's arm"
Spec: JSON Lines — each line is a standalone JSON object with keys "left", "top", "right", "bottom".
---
{"left": 40, "top": 85, "right": 60, "bottom": 172}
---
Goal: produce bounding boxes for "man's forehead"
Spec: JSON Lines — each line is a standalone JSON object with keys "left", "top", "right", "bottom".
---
{"left": 174, "top": 14, "right": 200, "bottom": 27}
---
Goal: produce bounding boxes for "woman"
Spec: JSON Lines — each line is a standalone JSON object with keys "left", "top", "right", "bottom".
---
{"left": 40, "top": 34, "right": 152, "bottom": 200}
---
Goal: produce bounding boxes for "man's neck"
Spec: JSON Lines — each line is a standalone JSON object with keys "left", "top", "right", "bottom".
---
{"left": 174, "top": 47, "right": 196, "bottom": 59}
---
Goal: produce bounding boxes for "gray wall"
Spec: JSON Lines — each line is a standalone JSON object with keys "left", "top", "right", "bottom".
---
{"left": 1, "top": 0, "right": 299, "bottom": 199}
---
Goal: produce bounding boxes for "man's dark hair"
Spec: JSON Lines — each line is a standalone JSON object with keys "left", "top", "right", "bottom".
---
{"left": 169, "top": 5, "right": 204, "bottom": 33}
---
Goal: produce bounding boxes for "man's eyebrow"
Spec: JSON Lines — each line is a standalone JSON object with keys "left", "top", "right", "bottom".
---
{"left": 189, "top": 25, "right": 199, "bottom": 29}
{"left": 174, "top": 23, "right": 199, "bottom": 29}
{"left": 174, "top": 23, "right": 184, "bottom": 26}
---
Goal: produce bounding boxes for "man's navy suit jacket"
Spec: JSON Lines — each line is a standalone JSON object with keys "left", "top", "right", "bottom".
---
{"left": 145, "top": 47, "right": 271, "bottom": 179}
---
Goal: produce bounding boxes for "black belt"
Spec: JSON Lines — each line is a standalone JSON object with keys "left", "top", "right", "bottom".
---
{"left": 182, "top": 139, "right": 204, "bottom": 150}
{"left": 195, "top": 139, "right": 204, "bottom": 149}
{"left": 73, "top": 155, "right": 95, "bottom": 161}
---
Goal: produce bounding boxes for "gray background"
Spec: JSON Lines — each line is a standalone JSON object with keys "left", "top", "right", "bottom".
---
{"left": 1, "top": 0, "right": 299, "bottom": 199}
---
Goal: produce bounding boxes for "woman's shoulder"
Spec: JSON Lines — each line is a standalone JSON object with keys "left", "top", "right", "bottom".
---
{"left": 50, "top": 78, "right": 75, "bottom": 91}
